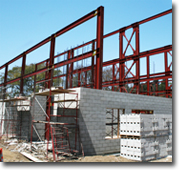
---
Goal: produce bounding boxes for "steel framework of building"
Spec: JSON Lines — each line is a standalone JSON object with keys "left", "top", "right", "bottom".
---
{"left": 0, "top": 6, "right": 172, "bottom": 161}
{"left": 0, "top": 6, "right": 172, "bottom": 99}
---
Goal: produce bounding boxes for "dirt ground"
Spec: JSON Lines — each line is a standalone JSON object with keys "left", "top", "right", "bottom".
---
{"left": 1, "top": 146, "right": 172, "bottom": 162}
{"left": 0, "top": 139, "right": 172, "bottom": 162}
{"left": 0, "top": 145, "right": 31, "bottom": 162}
{"left": 61, "top": 155, "right": 138, "bottom": 162}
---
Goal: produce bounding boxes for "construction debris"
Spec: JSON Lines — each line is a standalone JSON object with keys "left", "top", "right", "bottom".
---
{"left": 20, "top": 152, "right": 44, "bottom": 162}
{"left": 0, "top": 138, "right": 76, "bottom": 162}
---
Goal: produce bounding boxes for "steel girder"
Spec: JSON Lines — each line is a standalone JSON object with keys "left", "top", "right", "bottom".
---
{"left": 0, "top": 7, "right": 172, "bottom": 98}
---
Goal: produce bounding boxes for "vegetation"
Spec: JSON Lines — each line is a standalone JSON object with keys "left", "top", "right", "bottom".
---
{"left": 0, "top": 63, "right": 62, "bottom": 98}
{"left": 0, "top": 64, "right": 171, "bottom": 98}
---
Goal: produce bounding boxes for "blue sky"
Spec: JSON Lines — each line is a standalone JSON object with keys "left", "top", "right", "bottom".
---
{"left": 0, "top": 0, "right": 172, "bottom": 75}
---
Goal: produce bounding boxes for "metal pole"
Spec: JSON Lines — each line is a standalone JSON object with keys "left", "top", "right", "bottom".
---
{"left": 95, "top": 6, "right": 104, "bottom": 89}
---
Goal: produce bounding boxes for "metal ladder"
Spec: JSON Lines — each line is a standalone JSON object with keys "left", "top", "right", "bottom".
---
{"left": 51, "top": 125, "right": 72, "bottom": 161}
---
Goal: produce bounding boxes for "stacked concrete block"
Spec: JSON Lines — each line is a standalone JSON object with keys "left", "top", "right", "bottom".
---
{"left": 120, "top": 114, "right": 154, "bottom": 137}
{"left": 120, "top": 137, "right": 157, "bottom": 161}
{"left": 120, "top": 114, "right": 172, "bottom": 161}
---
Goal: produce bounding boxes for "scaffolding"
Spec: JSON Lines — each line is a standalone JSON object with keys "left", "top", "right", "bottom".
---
{"left": 0, "top": 96, "right": 31, "bottom": 141}
{"left": 30, "top": 87, "right": 83, "bottom": 161}
{"left": 105, "top": 108, "right": 125, "bottom": 139}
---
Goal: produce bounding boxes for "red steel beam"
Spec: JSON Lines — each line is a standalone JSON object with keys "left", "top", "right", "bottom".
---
{"left": 139, "top": 9, "right": 172, "bottom": 25}
{"left": 95, "top": 6, "right": 104, "bottom": 89}
{"left": 20, "top": 53, "right": 26, "bottom": 94}
{"left": 0, "top": 8, "right": 171, "bottom": 71}
{"left": 66, "top": 50, "right": 71, "bottom": 89}
{"left": 119, "top": 30, "right": 124, "bottom": 92}
{"left": 0, "top": 54, "right": 23, "bottom": 70}
{"left": 22, "top": 8, "right": 97, "bottom": 55}
{"left": 103, "top": 9, "right": 172, "bottom": 39}
{"left": 102, "top": 74, "right": 172, "bottom": 87}
{"left": 0, "top": 45, "right": 172, "bottom": 88}
{"left": 135, "top": 25, "right": 140, "bottom": 94}
{"left": 0, "top": 8, "right": 172, "bottom": 98}
{"left": 34, "top": 64, "right": 37, "bottom": 93}
{"left": 70, "top": 49, "right": 74, "bottom": 88}
{"left": 0, "top": 51, "right": 93, "bottom": 87}
{"left": 147, "top": 55, "right": 150, "bottom": 95}
{"left": 91, "top": 41, "right": 95, "bottom": 88}
{"left": 3, "top": 65, "right": 8, "bottom": 99}
{"left": 45, "top": 34, "right": 55, "bottom": 139}
{"left": 0, "top": 7, "right": 97, "bottom": 70}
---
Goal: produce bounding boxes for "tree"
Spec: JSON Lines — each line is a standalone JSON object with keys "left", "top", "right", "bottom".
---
{"left": 0, "top": 63, "right": 62, "bottom": 98}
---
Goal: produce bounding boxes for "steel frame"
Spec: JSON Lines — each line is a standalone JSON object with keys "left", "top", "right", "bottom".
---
{"left": 0, "top": 6, "right": 172, "bottom": 161}
{"left": 30, "top": 88, "right": 82, "bottom": 161}
{"left": 106, "top": 108, "right": 124, "bottom": 139}
{"left": 0, "top": 7, "right": 172, "bottom": 98}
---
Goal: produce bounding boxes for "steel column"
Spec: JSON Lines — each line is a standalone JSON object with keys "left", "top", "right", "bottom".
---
{"left": 20, "top": 54, "right": 26, "bottom": 95}
{"left": 119, "top": 30, "right": 125, "bottom": 92}
{"left": 135, "top": 25, "right": 140, "bottom": 94}
{"left": 3, "top": 65, "right": 8, "bottom": 99}
{"left": 45, "top": 35, "right": 55, "bottom": 139}
{"left": 34, "top": 64, "right": 37, "bottom": 93}
{"left": 70, "top": 49, "right": 74, "bottom": 88}
{"left": 91, "top": 41, "right": 95, "bottom": 88}
{"left": 147, "top": 55, "right": 150, "bottom": 95}
{"left": 66, "top": 50, "right": 71, "bottom": 89}
{"left": 164, "top": 52, "right": 168, "bottom": 98}
{"left": 95, "top": 6, "right": 104, "bottom": 89}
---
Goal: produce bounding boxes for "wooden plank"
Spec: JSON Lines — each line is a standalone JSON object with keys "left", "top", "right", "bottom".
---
{"left": 33, "top": 120, "right": 69, "bottom": 125}
{"left": 0, "top": 97, "right": 28, "bottom": 102}
{"left": 20, "top": 152, "right": 44, "bottom": 162}
{"left": 35, "top": 89, "right": 75, "bottom": 96}
{"left": 53, "top": 99, "right": 77, "bottom": 103}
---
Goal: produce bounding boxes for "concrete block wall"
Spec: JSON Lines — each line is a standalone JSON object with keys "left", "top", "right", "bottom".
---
{"left": 77, "top": 87, "right": 172, "bottom": 156}
{"left": 18, "top": 111, "right": 31, "bottom": 140}
{"left": 0, "top": 101, "right": 31, "bottom": 141}
{"left": 25, "top": 87, "right": 171, "bottom": 156}
{"left": 78, "top": 88, "right": 120, "bottom": 155}
{"left": 3, "top": 103, "right": 20, "bottom": 137}
{"left": 30, "top": 95, "right": 46, "bottom": 141}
